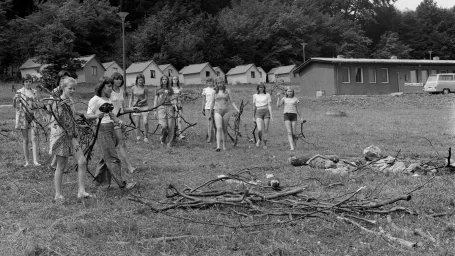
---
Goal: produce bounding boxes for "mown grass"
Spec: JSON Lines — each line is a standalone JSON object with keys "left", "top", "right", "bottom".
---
{"left": 1, "top": 82, "right": 455, "bottom": 255}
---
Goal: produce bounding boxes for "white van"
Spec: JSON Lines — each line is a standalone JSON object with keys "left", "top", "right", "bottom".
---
{"left": 423, "top": 73, "right": 455, "bottom": 94}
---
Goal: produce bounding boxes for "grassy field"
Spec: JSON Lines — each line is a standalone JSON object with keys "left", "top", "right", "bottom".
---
{"left": 1, "top": 81, "right": 455, "bottom": 255}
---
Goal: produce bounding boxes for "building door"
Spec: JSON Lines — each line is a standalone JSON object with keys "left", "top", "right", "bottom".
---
{"left": 397, "top": 72, "right": 404, "bottom": 92}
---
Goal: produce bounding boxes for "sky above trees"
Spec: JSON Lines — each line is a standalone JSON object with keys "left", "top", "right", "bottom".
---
{"left": 395, "top": 0, "right": 454, "bottom": 10}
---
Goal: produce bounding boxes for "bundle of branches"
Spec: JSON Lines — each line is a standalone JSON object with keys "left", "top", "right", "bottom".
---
{"left": 130, "top": 172, "right": 416, "bottom": 220}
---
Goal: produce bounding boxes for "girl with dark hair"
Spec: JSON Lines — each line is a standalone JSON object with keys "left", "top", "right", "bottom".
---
{"left": 110, "top": 72, "right": 136, "bottom": 173}
{"left": 128, "top": 74, "right": 149, "bottom": 143}
{"left": 276, "top": 87, "right": 302, "bottom": 151}
{"left": 209, "top": 79, "right": 240, "bottom": 151}
{"left": 154, "top": 75, "right": 176, "bottom": 147}
{"left": 87, "top": 77, "right": 136, "bottom": 189}
{"left": 50, "top": 77, "right": 98, "bottom": 200}
{"left": 252, "top": 82, "right": 273, "bottom": 149}
{"left": 171, "top": 76, "right": 185, "bottom": 140}
{"left": 13, "top": 74, "right": 40, "bottom": 166}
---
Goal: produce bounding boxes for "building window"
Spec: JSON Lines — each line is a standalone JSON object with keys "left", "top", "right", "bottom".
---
{"left": 216, "top": 71, "right": 220, "bottom": 77}
{"left": 368, "top": 68, "right": 376, "bottom": 83}
{"left": 355, "top": 68, "right": 363, "bottom": 83}
{"left": 206, "top": 71, "right": 210, "bottom": 77}
{"left": 341, "top": 67, "right": 350, "bottom": 83}
{"left": 113, "top": 67, "right": 118, "bottom": 72}
{"left": 439, "top": 75, "right": 454, "bottom": 81}
{"left": 430, "top": 69, "right": 438, "bottom": 75}
{"left": 168, "top": 69, "right": 173, "bottom": 77}
{"left": 150, "top": 70, "right": 155, "bottom": 78}
{"left": 251, "top": 71, "right": 255, "bottom": 78}
{"left": 91, "top": 66, "right": 97, "bottom": 76}
{"left": 410, "top": 70, "right": 418, "bottom": 83}
{"left": 421, "top": 70, "right": 428, "bottom": 83}
{"left": 379, "top": 68, "right": 389, "bottom": 83}
{"left": 440, "top": 70, "right": 447, "bottom": 74}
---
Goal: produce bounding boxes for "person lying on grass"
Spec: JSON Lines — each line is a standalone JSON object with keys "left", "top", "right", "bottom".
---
{"left": 13, "top": 73, "right": 41, "bottom": 167}
{"left": 88, "top": 77, "right": 136, "bottom": 190}
{"left": 252, "top": 82, "right": 273, "bottom": 149}
{"left": 209, "top": 78, "right": 240, "bottom": 151}
{"left": 276, "top": 87, "right": 302, "bottom": 151}
{"left": 49, "top": 77, "right": 99, "bottom": 201}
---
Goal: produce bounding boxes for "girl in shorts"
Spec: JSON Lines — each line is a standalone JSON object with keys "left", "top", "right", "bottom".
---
{"left": 13, "top": 74, "right": 40, "bottom": 166}
{"left": 252, "top": 82, "right": 273, "bottom": 149}
{"left": 129, "top": 74, "right": 149, "bottom": 143}
{"left": 276, "top": 87, "right": 302, "bottom": 151}
{"left": 209, "top": 79, "right": 240, "bottom": 151}
{"left": 154, "top": 75, "right": 176, "bottom": 147}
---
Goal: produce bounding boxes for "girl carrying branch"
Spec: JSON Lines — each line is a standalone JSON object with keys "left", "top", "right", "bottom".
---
{"left": 252, "top": 82, "right": 273, "bottom": 149}
{"left": 88, "top": 77, "right": 136, "bottom": 190}
{"left": 129, "top": 74, "right": 149, "bottom": 143}
{"left": 13, "top": 74, "right": 40, "bottom": 167}
{"left": 154, "top": 75, "right": 176, "bottom": 147}
{"left": 171, "top": 76, "right": 185, "bottom": 140}
{"left": 276, "top": 87, "right": 302, "bottom": 151}
{"left": 49, "top": 77, "right": 97, "bottom": 200}
{"left": 110, "top": 72, "right": 136, "bottom": 173}
{"left": 209, "top": 79, "right": 240, "bottom": 151}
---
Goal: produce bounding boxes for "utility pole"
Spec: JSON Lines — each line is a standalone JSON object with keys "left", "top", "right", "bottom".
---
{"left": 301, "top": 43, "right": 307, "bottom": 63}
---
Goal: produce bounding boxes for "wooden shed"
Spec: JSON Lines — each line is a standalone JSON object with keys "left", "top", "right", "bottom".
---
{"left": 20, "top": 58, "right": 45, "bottom": 81}
{"left": 125, "top": 60, "right": 161, "bottom": 87}
{"left": 159, "top": 64, "right": 179, "bottom": 79}
{"left": 180, "top": 62, "right": 216, "bottom": 85}
{"left": 213, "top": 67, "right": 226, "bottom": 82}
{"left": 294, "top": 57, "right": 455, "bottom": 96}
{"left": 274, "top": 64, "right": 298, "bottom": 83}
{"left": 102, "top": 61, "right": 123, "bottom": 78}
{"left": 74, "top": 54, "right": 105, "bottom": 84}
{"left": 257, "top": 67, "right": 267, "bottom": 83}
{"left": 226, "top": 64, "right": 261, "bottom": 84}
{"left": 267, "top": 68, "right": 277, "bottom": 83}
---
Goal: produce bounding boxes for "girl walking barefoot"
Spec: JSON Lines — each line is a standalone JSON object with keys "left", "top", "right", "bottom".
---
{"left": 129, "top": 74, "right": 149, "bottom": 143}
{"left": 49, "top": 77, "right": 97, "bottom": 200}
{"left": 154, "top": 75, "right": 176, "bottom": 147}
{"left": 252, "top": 82, "right": 273, "bottom": 149}
{"left": 13, "top": 74, "right": 40, "bottom": 166}
{"left": 110, "top": 72, "right": 136, "bottom": 173}
{"left": 209, "top": 79, "right": 240, "bottom": 151}
{"left": 276, "top": 87, "right": 302, "bottom": 151}
{"left": 201, "top": 78, "right": 215, "bottom": 143}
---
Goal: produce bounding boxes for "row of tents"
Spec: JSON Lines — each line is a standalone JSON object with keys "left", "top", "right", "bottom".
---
{"left": 19, "top": 54, "right": 299, "bottom": 86}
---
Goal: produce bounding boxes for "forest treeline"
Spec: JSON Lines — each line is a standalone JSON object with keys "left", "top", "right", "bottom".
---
{"left": 1, "top": 0, "right": 455, "bottom": 78}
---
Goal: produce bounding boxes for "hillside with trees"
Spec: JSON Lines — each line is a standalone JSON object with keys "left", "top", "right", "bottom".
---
{"left": 1, "top": 0, "right": 455, "bottom": 80}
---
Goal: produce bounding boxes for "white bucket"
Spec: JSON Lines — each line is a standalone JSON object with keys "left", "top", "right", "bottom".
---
{"left": 316, "top": 90, "right": 325, "bottom": 97}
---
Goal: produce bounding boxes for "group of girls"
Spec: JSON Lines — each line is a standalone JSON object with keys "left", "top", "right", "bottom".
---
{"left": 201, "top": 77, "right": 303, "bottom": 152}
{"left": 13, "top": 72, "right": 302, "bottom": 200}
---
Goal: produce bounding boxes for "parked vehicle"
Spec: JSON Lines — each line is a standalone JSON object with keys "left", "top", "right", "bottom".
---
{"left": 423, "top": 73, "right": 455, "bottom": 94}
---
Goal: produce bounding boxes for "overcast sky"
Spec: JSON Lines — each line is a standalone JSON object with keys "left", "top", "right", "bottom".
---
{"left": 394, "top": 0, "right": 454, "bottom": 11}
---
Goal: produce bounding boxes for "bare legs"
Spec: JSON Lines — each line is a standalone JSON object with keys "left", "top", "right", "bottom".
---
{"left": 21, "top": 128, "right": 39, "bottom": 166}
{"left": 54, "top": 138, "right": 89, "bottom": 199}
{"left": 133, "top": 114, "right": 141, "bottom": 142}
{"left": 284, "top": 120, "right": 297, "bottom": 151}
{"left": 214, "top": 112, "right": 230, "bottom": 151}
{"left": 114, "top": 128, "right": 135, "bottom": 173}
{"left": 205, "top": 110, "right": 214, "bottom": 143}
{"left": 255, "top": 117, "right": 270, "bottom": 148}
